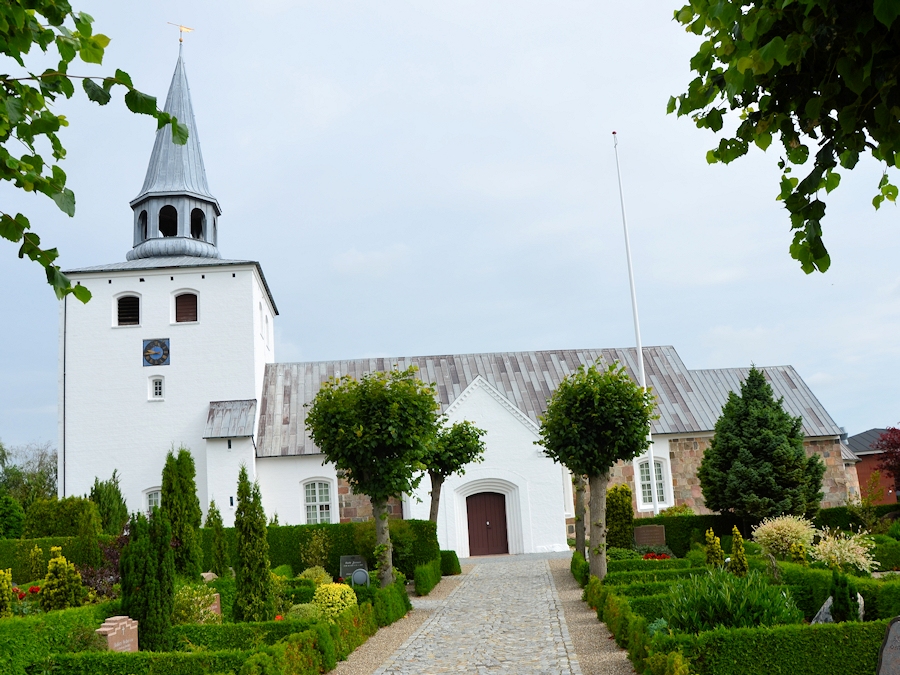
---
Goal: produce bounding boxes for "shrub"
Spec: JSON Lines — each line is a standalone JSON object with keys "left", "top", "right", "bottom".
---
{"left": 172, "top": 583, "right": 222, "bottom": 625}
{"left": 24, "top": 543, "right": 45, "bottom": 582}
{"left": 752, "top": 515, "right": 816, "bottom": 559}
{"left": 872, "top": 536, "right": 900, "bottom": 571}
{"left": 635, "top": 544, "right": 676, "bottom": 558}
{"left": 88, "top": 470, "right": 128, "bottom": 536}
{"left": 888, "top": 519, "right": 900, "bottom": 541}
{"left": 298, "top": 526, "right": 332, "bottom": 569}
{"left": 810, "top": 527, "right": 877, "bottom": 574}
{"left": 729, "top": 526, "right": 749, "bottom": 578}
{"left": 608, "top": 558, "right": 691, "bottom": 573}
{"left": 271, "top": 564, "right": 293, "bottom": 578}
{"left": 571, "top": 551, "right": 590, "bottom": 587}
{"left": 161, "top": 448, "right": 203, "bottom": 581}
{"left": 352, "top": 573, "right": 410, "bottom": 627}
{"left": 0, "top": 568, "right": 13, "bottom": 618}
{"left": 298, "top": 565, "right": 332, "bottom": 586}
{"left": 830, "top": 570, "right": 859, "bottom": 623}
{"left": 71, "top": 506, "right": 101, "bottom": 570}
{"left": 0, "top": 496, "right": 24, "bottom": 539}
{"left": 666, "top": 569, "right": 803, "bottom": 633}
{"left": 23, "top": 497, "right": 100, "bottom": 538}
{"left": 40, "top": 547, "right": 84, "bottom": 611}
{"left": 414, "top": 557, "right": 442, "bottom": 596}
{"left": 705, "top": 529, "right": 724, "bottom": 567}
{"left": 204, "top": 499, "right": 229, "bottom": 577}
{"left": 233, "top": 465, "right": 275, "bottom": 622}
{"left": 603, "top": 568, "right": 698, "bottom": 586}
{"left": 208, "top": 577, "right": 236, "bottom": 623}
{"left": 685, "top": 543, "right": 706, "bottom": 568}
{"left": 440, "top": 550, "right": 461, "bottom": 576}
{"left": 313, "top": 582, "right": 358, "bottom": 621}
{"left": 607, "top": 547, "right": 642, "bottom": 561}
{"left": 660, "top": 503, "right": 696, "bottom": 517}
{"left": 287, "top": 602, "right": 322, "bottom": 622}
{"left": 607, "top": 484, "right": 635, "bottom": 549}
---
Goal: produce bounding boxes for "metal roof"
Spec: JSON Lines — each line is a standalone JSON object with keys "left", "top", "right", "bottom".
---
{"left": 256, "top": 347, "right": 843, "bottom": 458}
{"left": 131, "top": 45, "right": 220, "bottom": 211}
{"left": 64, "top": 256, "right": 278, "bottom": 315}
{"left": 847, "top": 428, "right": 890, "bottom": 456}
{"left": 204, "top": 399, "right": 257, "bottom": 438}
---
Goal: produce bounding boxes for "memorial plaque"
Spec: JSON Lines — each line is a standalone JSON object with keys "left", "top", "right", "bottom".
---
{"left": 878, "top": 617, "right": 900, "bottom": 675}
{"left": 633, "top": 525, "right": 666, "bottom": 547}
{"left": 96, "top": 616, "right": 138, "bottom": 652}
{"left": 340, "top": 555, "right": 368, "bottom": 579}
{"left": 208, "top": 592, "right": 221, "bottom": 616}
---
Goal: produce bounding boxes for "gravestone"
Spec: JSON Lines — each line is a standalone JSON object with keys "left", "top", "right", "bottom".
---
{"left": 812, "top": 596, "right": 833, "bottom": 624}
{"left": 350, "top": 568, "right": 370, "bottom": 587}
{"left": 340, "top": 555, "right": 368, "bottom": 579}
{"left": 201, "top": 572, "right": 218, "bottom": 582}
{"left": 877, "top": 617, "right": 900, "bottom": 675}
{"left": 208, "top": 592, "right": 221, "bottom": 616}
{"left": 633, "top": 525, "right": 666, "bottom": 547}
{"left": 95, "top": 616, "right": 138, "bottom": 652}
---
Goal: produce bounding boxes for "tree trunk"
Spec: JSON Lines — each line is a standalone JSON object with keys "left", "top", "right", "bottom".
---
{"left": 429, "top": 472, "right": 444, "bottom": 523}
{"left": 588, "top": 471, "right": 610, "bottom": 581}
{"left": 372, "top": 497, "right": 394, "bottom": 588}
{"left": 574, "top": 474, "right": 586, "bottom": 560}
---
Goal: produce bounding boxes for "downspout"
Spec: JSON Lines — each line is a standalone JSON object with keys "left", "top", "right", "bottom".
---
{"left": 61, "top": 293, "right": 67, "bottom": 497}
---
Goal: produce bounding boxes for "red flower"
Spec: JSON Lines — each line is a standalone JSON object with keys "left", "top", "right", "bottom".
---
{"left": 275, "top": 615, "right": 283, "bottom": 621}
{"left": 29, "top": 586, "right": 40, "bottom": 594}
{"left": 642, "top": 552, "right": 670, "bottom": 560}
{"left": 17, "top": 592, "right": 26, "bottom": 600}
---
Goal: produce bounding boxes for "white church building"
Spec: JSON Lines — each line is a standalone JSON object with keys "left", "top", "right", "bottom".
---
{"left": 58, "top": 51, "right": 857, "bottom": 558}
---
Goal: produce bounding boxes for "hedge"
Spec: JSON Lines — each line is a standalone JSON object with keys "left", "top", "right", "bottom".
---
{"left": 0, "top": 536, "right": 116, "bottom": 582}
{"left": 23, "top": 498, "right": 101, "bottom": 539}
{"left": 571, "top": 551, "right": 590, "bottom": 588}
{"left": 170, "top": 618, "right": 320, "bottom": 651}
{"left": 607, "top": 558, "right": 691, "bottom": 573}
{"left": 413, "top": 557, "right": 442, "bottom": 596}
{"left": 351, "top": 574, "right": 411, "bottom": 627}
{"left": 626, "top": 593, "right": 668, "bottom": 622}
{"left": 602, "top": 568, "right": 698, "bottom": 586}
{"left": 440, "top": 550, "right": 461, "bottom": 576}
{"left": 45, "top": 650, "right": 250, "bottom": 675}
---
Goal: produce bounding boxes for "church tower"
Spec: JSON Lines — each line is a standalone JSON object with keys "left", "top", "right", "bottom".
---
{"left": 58, "top": 48, "right": 277, "bottom": 526}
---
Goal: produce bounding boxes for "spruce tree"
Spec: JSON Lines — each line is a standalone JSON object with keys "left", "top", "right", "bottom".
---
{"left": 698, "top": 367, "right": 826, "bottom": 521}
{"left": 204, "top": 499, "right": 228, "bottom": 577}
{"left": 233, "top": 465, "right": 275, "bottom": 622}
{"left": 89, "top": 470, "right": 128, "bottom": 536}
{"left": 161, "top": 447, "right": 202, "bottom": 580}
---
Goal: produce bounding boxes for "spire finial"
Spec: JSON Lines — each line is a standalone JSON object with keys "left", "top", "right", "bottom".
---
{"left": 167, "top": 22, "right": 194, "bottom": 43}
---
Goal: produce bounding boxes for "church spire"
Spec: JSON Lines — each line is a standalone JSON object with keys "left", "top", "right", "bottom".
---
{"left": 127, "top": 45, "right": 222, "bottom": 260}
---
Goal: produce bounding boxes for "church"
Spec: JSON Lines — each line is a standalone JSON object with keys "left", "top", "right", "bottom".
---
{"left": 57, "top": 51, "right": 860, "bottom": 558}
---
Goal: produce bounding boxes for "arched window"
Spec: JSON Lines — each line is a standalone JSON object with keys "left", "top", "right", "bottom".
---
{"left": 139, "top": 210, "right": 148, "bottom": 240}
{"left": 190, "top": 208, "right": 205, "bottom": 239}
{"left": 304, "top": 481, "right": 331, "bottom": 524}
{"left": 146, "top": 488, "right": 161, "bottom": 514}
{"left": 159, "top": 205, "right": 177, "bottom": 237}
{"left": 637, "top": 459, "right": 666, "bottom": 506}
{"left": 117, "top": 295, "right": 140, "bottom": 325}
{"left": 175, "top": 293, "right": 198, "bottom": 322}
{"left": 149, "top": 376, "right": 164, "bottom": 400}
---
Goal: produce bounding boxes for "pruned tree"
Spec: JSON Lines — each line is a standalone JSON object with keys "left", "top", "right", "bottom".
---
{"left": 233, "top": 465, "right": 275, "bottom": 621}
{"left": 537, "top": 363, "right": 655, "bottom": 580}
{"left": 424, "top": 421, "right": 486, "bottom": 523}
{"left": 671, "top": 1, "right": 900, "bottom": 274}
{"left": 306, "top": 366, "right": 440, "bottom": 587}
{"left": 89, "top": 469, "right": 128, "bottom": 536}
{"left": 875, "top": 427, "right": 900, "bottom": 500}
{"left": 161, "top": 447, "right": 202, "bottom": 580}
{"left": 204, "top": 499, "right": 229, "bottom": 577}
{"left": 697, "top": 367, "right": 825, "bottom": 523}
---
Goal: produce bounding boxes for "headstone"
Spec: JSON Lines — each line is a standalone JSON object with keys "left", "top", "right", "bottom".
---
{"left": 95, "top": 616, "right": 138, "bottom": 652}
{"left": 812, "top": 596, "right": 834, "bottom": 624}
{"left": 859, "top": 592, "right": 866, "bottom": 622}
{"left": 339, "top": 555, "right": 368, "bottom": 579}
{"left": 877, "top": 616, "right": 900, "bottom": 675}
{"left": 350, "top": 568, "right": 370, "bottom": 587}
{"left": 208, "top": 592, "right": 221, "bottom": 616}
{"left": 633, "top": 525, "right": 666, "bottom": 547}
{"left": 201, "top": 572, "right": 218, "bottom": 582}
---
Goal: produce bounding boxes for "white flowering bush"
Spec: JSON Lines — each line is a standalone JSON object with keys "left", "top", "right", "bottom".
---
{"left": 752, "top": 515, "right": 816, "bottom": 559}
{"left": 312, "top": 582, "right": 357, "bottom": 621}
{"left": 172, "top": 584, "right": 222, "bottom": 625}
{"left": 810, "top": 527, "right": 877, "bottom": 574}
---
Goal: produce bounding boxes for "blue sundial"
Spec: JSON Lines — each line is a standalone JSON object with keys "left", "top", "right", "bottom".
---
{"left": 142, "top": 339, "right": 171, "bottom": 366}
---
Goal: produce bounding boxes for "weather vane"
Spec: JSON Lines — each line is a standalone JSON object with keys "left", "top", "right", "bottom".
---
{"left": 167, "top": 22, "right": 194, "bottom": 43}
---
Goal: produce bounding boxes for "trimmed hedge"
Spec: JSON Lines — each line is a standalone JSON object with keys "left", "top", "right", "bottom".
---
{"left": 170, "top": 618, "right": 319, "bottom": 651}
{"left": 440, "top": 550, "right": 461, "bottom": 576}
{"left": 352, "top": 574, "right": 412, "bottom": 627}
{"left": 413, "top": 557, "right": 442, "bottom": 596}
{"left": 626, "top": 593, "right": 668, "bottom": 621}
{"left": 571, "top": 551, "right": 590, "bottom": 588}
{"left": 45, "top": 650, "right": 250, "bottom": 675}
{"left": 607, "top": 558, "right": 691, "bottom": 573}
{"left": 602, "top": 568, "right": 698, "bottom": 586}
{"left": 614, "top": 580, "right": 673, "bottom": 597}
{"left": 0, "top": 536, "right": 116, "bottom": 582}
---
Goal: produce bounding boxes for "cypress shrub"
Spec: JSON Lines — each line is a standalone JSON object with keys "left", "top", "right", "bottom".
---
{"left": 161, "top": 448, "right": 203, "bottom": 580}
{"left": 705, "top": 528, "right": 725, "bottom": 567}
{"left": 440, "top": 550, "right": 461, "bottom": 576}
{"left": 88, "top": 470, "right": 128, "bottom": 536}
{"left": 71, "top": 506, "right": 102, "bottom": 570}
{"left": 40, "top": 546, "right": 84, "bottom": 611}
{"left": 204, "top": 499, "right": 228, "bottom": 577}
{"left": 0, "top": 495, "right": 24, "bottom": 539}
{"left": 606, "top": 484, "right": 634, "bottom": 549}
{"left": 233, "top": 465, "right": 275, "bottom": 622}
{"left": 729, "top": 525, "right": 749, "bottom": 577}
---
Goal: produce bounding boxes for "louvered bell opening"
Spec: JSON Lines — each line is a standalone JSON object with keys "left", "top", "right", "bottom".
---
{"left": 117, "top": 296, "right": 140, "bottom": 325}
{"left": 175, "top": 293, "right": 197, "bottom": 322}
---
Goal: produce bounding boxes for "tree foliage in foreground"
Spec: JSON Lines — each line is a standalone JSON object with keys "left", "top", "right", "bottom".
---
{"left": 233, "top": 465, "right": 275, "bottom": 622}
{"left": 537, "top": 363, "right": 655, "bottom": 579}
{"left": 0, "top": 1, "right": 187, "bottom": 300}
{"left": 424, "top": 421, "right": 486, "bottom": 523}
{"left": 671, "top": 1, "right": 900, "bottom": 273}
{"left": 306, "top": 366, "right": 440, "bottom": 587}
{"left": 875, "top": 427, "right": 900, "bottom": 497}
{"left": 697, "top": 367, "right": 825, "bottom": 521}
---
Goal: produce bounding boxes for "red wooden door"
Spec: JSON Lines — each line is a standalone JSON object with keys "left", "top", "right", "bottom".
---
{"left": 467, "top": 492, "right": 508, "bottom": 556}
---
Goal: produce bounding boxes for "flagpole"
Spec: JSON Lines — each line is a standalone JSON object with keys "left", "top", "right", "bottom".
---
{"left": 613, "top": 131, "right": 659, "bottom": 516}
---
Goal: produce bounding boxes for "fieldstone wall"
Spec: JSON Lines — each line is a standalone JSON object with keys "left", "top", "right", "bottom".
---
{"left": 806, "top": 437, "right": 860, "bottom": 508}
{"left": 336, "top": 476, "right": 404, "bottom": 523}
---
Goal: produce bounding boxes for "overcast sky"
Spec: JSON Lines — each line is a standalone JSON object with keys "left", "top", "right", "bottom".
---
{"left": 1, "top": 1, "right": 897, "bottom": 449}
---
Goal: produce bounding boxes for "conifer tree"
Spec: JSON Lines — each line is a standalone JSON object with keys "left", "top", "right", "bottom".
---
{"left": 606, "top": 484, "right": 635, "bottom": 550}
{"left": 72, "top": 505, "right": 101, "bottom": 569}
{"left": 705, "top": 528, "right": 725, "bottom": 567}
{"left": 204, "top": 499, "right": 228, "bottom": 577}
{"left": 729, "top": 525, "right": 749, "bottom": 578}
{"left": 161, "top": 447, "right": 202, "bottom": 580}
{"left": 233, "top": 465, "right": 275, "bottom": 622}
{"left": 120, "top": 509, "right": 175, "bottom": 650}
{"left": 698, "top": 367, "right": 825, "bottom": 521}
{"left": 89, "top": 470, "right": 128, "bottom": 536}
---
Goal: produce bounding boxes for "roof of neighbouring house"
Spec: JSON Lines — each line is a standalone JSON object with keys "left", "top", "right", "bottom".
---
{"left": 847, "top": 428, "right": 890, "bottom": 456}
{"left": 255, "top": 346, "right": 843, "bottom": 458}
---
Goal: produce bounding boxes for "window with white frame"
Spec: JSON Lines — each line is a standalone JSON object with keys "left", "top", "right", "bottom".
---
{"left": 637, "top": 459, "right": 666, "bottom": 506}
{"left": 305, "top": 481, "right": 331, "bottom": 524}
{"left": 147, "top": 490, "right": 161, "bottom": 513}
{"left": 149, "top": 376, "right": 164, "bottom": 400}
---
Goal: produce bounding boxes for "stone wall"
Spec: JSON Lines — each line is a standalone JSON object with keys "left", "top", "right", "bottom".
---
{"left": 805, "top": 437, "right": 859, "bottom": 509}
{"left": 336, "top": 476, "right": 403, "bottom": 523}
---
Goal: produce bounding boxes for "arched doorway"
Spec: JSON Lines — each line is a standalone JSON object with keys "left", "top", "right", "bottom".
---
{"left": 466, "top": 492, "right": 508, "bottom": 556}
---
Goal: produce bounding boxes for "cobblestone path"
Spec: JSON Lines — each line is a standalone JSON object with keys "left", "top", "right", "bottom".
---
{"left": 373, "top": 557, "right": 582, "bottom": 674}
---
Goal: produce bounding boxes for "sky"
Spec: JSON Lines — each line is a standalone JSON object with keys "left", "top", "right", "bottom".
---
{"left": 0, "top": 1, "right": 898, "bottom": 449}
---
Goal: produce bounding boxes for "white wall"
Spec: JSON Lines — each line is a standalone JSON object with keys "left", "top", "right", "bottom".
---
{"left": 205, "top": 437, "right": 256, "bottom": 527}
{"left": 58, "top": 262, "right": 274, "bottom": 517}
{"left": 257, "top": 455, "right": 338, "bottom": 527}
{"left": 405, "top": 377, "right": 570, "bottom": 557}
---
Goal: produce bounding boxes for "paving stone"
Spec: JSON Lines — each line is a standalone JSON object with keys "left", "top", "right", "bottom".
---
{"left": 374, "top": 558, "right": 582, "bottom": 675}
